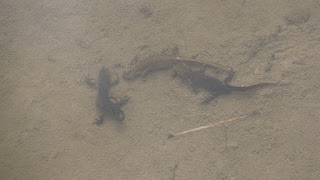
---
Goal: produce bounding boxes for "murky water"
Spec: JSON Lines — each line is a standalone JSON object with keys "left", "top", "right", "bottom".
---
{"left": 1, "top": 0, "right": 319, "bottom": 179}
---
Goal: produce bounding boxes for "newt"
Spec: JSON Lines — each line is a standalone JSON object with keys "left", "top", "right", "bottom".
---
{"left": 173, "top": 63, "right": 275, "bottom": 104}
{"left": 122, "top": 54, "right": 178, "bottom": 80}
{"left": 93, "top": 67, "right": 129, "bottom": 125}
{"left": 122, "top": 47, "right": 233, "bottom": 80}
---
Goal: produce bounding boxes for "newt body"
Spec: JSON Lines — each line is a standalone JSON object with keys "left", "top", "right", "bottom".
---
{"left": 174, "top": 63, "right": 273, "bottom": 104}
{"left": 94, "top": 67, "right": 129, "bottom": 125}
{"left": 123, "top": 47, "right": 233, "bottom": 81}
{"left": 122, "top": 54, "right": 176, "bottom": 80}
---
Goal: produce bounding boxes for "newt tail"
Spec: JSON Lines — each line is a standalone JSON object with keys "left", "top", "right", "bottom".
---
{"left": 226, "top": 83, "right": 274, "bottom": 92}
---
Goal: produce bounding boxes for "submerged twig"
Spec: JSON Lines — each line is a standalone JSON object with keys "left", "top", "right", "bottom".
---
{"left": 168, "top": 116, "right": 245, "bottom": 138}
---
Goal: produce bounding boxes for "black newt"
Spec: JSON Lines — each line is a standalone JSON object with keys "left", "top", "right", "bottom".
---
{"left": 94, "top": 67, "right": 129, "bottom": 125}
{"left": 174, "top": 63, "right": 274, "bottom": 104}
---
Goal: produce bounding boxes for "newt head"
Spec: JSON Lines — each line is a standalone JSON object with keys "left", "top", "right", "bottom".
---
{"left": 122, "top": 55, "right": 141, "bottom": 80}
{"left": 122, "top": 68, "right": 133, "bottom": 80}
{"left": 122, "top": 67, "right": 140, "bottom": 80}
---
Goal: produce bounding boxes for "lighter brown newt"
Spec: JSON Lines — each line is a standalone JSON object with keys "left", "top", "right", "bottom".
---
{"left": 122, "top": 47, "right": 233, "bottom": 80}
{"left": 122, "top": 54, "right": 177, "bottom": 80}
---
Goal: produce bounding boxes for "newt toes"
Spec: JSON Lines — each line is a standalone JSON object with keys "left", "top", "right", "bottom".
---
{"left": 94, "top": 95, "right": 130, "bottom": 125}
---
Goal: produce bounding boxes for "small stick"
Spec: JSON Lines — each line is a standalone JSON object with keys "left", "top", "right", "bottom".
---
{"left": 168, "top": 116, "right": 245, "bottom": 139}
